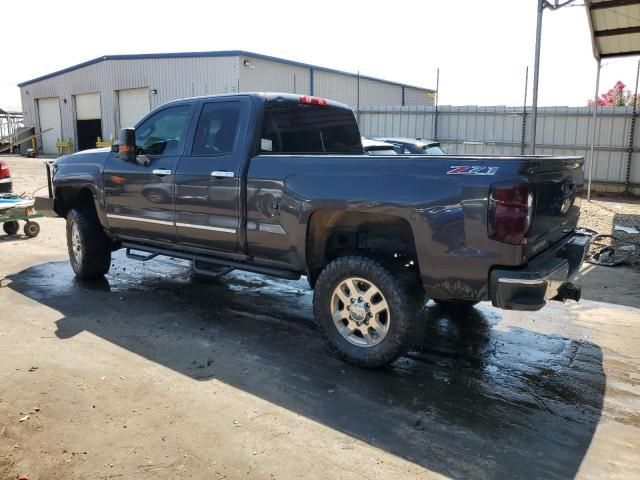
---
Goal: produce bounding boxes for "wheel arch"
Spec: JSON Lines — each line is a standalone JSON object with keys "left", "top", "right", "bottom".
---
{"left": 54, "top": 184, "right": 106, "bottom": 226}
{"left": 305, "top": 209, "right": 421, "bottom": 288}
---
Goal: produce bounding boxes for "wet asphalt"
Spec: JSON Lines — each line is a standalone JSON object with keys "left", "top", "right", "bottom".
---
{"left": 6, "top": 250, "right": 637, "bottom": 479}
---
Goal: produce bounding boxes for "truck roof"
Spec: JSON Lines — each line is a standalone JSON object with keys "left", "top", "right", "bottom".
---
{"left": 159, "top": 92, "right": 353, "bottom": 111}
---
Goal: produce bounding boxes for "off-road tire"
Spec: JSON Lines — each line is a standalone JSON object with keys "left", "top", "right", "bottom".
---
{"left": 66, "top": 207, "right": 111, "bottom": 279}
{"left": 313, "top": 255, "right": 424, "bottom": 368}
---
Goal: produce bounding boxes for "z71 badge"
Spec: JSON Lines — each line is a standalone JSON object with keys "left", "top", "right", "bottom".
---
{"left": 447, "top": 166, "right": 499, "bottom": 176}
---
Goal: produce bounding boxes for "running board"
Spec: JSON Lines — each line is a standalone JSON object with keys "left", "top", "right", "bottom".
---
{"left": 126, "top": 248, "right": 158, "bottom": 261}
{"left": 121, "top": 242, "right": 300, "bottom": 280}
{"left": 192, "top": 260, "right": 233, "bottom": 278}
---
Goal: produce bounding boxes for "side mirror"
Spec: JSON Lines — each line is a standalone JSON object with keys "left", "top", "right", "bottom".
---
{"left": 116, "top": 128, "right": 137, "bottom": 162}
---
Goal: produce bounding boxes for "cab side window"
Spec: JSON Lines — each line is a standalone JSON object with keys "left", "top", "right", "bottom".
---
{"left": 135, "top": 105, "right": 191, "bottom": 155}
{"left": 192, "top": 103, "right": 241, "bottom": 156}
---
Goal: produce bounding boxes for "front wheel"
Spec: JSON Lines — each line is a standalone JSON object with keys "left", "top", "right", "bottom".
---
{"left": 313, "top": 256, "right": 423, "bottom": 368}
{"left": 66, "top": 207, "right": 111, "bottom": 279}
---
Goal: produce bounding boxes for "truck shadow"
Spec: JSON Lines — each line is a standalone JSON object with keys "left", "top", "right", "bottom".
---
{"left": 8, "top": 253, "right": 606, "bottom": 479}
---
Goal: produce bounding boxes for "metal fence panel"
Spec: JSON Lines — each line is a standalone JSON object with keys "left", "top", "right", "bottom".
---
{"left": 359, "top": 105, "right": 639, "bottom": 191}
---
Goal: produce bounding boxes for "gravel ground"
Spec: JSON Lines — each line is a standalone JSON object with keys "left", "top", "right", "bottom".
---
{"left": 578, "top": 196, "right": 640, "bottom": 267}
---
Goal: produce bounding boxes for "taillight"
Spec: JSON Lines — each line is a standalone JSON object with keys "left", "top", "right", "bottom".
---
{"left": 300, "top": 95, "right": 328, "bottom": 106}
{"left": 0, "top": 161, "right": 9, "bottom": 180}
{"left": 488, "top": 180, "right": 534, "bottom": 245}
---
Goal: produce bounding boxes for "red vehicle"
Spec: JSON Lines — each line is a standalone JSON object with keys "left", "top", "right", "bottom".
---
{"left": 0, "top": 161, "right": 12, "bottom": 193}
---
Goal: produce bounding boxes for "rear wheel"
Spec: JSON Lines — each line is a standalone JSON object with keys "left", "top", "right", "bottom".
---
{"left": 66, "top": 207, "right": 111, "bottom": 279}
{"left": 3, "top": 221, "right": 19, "bottom": 236}
{"left": 313, "top": 255, "right": 423, "bottom": 368}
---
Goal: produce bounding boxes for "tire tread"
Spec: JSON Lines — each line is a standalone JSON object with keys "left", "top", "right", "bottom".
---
{"left": 313, "top": 255, "right": 424, "bottom": 368}
{"left": 67, "top": 206, "right": 111, "bottom": 278}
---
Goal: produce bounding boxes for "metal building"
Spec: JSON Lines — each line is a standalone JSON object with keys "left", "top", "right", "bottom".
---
{"left": 18, "top": 51, "right": 435, "bottom": 154}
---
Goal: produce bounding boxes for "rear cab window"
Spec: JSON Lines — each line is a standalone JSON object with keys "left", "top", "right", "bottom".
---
{"left": 260, "top": 101, "right": 362, "bottom": 154}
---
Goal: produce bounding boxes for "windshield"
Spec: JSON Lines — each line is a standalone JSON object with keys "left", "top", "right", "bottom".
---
{"left": 366, "top": 148, "right": 397, "bottom": 156}
{"left": 423, "top": 145, "right": 445, "bottom": 155}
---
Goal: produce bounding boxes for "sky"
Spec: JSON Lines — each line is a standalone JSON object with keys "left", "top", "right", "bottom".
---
{"left": 1, "top": 0, "right": 639, "bottom": 111}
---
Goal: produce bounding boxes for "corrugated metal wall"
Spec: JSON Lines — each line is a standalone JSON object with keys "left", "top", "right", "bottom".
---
{"left": 20, "top": 56, "right": 239, "bottom": 147}
{"left": 239, "top": 56, "right": 311, "bottom": 94}
{"left": 313, "top": 71, "right": 433, "bottom": 109}
{"left": 314, "top": 71, "right": 359, "bottom": 108}
{"left": 20, "top": 55, "right": 434, "bottom": 151}
{"left": 359, "top": 105, "right": 640, "bottom": 191}
{"left": 404, "top": 87, "right": 434, "bottom": 107}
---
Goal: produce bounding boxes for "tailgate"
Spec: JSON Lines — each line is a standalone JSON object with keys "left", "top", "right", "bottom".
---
{"left": 526, "top": 157, "right": 584, "bottom": 258}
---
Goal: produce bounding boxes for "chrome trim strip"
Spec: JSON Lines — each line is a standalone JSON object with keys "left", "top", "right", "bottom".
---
{"left": 107, "top": 213, "right": 174, "bottom": 226}
{"left": 498, "top": 277, "right": 548, "bottom": 286}
{"left": 0, "top": 178, "right": 12, "bottom": 184}
{"left": 107, "top": 214, "right": 237, "bottom": 233}
{"left": 258, "top": 223, "right": 287, "bottom": 234}
{"left": 175, "top": 222, "right": 236, "bottom": 234}
{"left": 497, "top": 262, "right": 569, "bottom": 286}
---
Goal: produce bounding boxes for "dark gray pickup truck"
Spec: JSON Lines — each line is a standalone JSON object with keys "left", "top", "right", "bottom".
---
{"left": 36, "top": 92, "right": 588, "bottom": 367}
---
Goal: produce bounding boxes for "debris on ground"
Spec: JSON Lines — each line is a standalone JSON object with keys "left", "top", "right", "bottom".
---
{"left": 589, "top": 240, "right": 636, "bottom": 266}
{"left": 614, "top": 225, "right": 639, "bottom": 234}
{"left": 579, "top": 197, "right": 640, "bottom": 267}
{"left": 576, "top": 228, "right": 638, "bottom": 267}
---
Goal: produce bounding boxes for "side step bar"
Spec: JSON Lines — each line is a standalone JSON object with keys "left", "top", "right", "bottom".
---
{"left": 126, "top": 248, "right": 158, "bottom": 261}
{"left": 192, "top": 260, "right": 233, "bottom": 278}
{"left": 121, "top": 241, "right": 300, "bottom": 281}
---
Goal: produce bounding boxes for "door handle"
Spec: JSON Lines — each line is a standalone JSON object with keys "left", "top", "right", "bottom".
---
{"left": 152, "top": 169, "right": 172, "bottom": 176}
{"left": 210, "top": 170, "right": 235, "bottom": 178}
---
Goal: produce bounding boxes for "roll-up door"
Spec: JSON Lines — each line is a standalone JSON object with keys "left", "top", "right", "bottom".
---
{"left": 118, "top": 88, "right": 151, "bottom": 129}
{"left": 75, "top": 93, "right": 102, "bottom": 150}
{"left": 75, "top": 93, "right": 101, "bottom": 120}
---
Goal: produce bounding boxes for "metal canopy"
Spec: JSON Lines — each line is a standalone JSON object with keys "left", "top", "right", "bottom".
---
{"left": 586, "top": 0, "right": 640, "bottom": 59}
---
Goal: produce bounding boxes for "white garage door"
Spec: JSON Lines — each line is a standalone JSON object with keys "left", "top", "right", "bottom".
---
{"left": 38, "top": 97, "right": 62, "bottom": 155}
{"left": 118, "top": 88, "right": 150, "bottom": 129}
{"left": 75, "top": 93, "right": 101, "bottom": 120}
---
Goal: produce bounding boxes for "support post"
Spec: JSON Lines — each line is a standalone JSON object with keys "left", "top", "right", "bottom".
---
{"left": 433, "top": 67, "right": 439, "bottom": 141}
{"left": 588, "top": 58, "right": 602, "bottom": 201}
{"left": 356, "top": 70, "right": 360, "bottom": 124}
{"left": 531, "top": 0, "right": 544, "bottom": 154}
{"left": 625, "top": 59, "right": 640, "bottom": 195}
{"left": 521, "top": 66, "right": 529, "bottom": 155}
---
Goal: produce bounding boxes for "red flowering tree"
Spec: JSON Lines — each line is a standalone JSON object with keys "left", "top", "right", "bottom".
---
{"left": 588, "top": 81, "right": 640, "bottom": 107}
